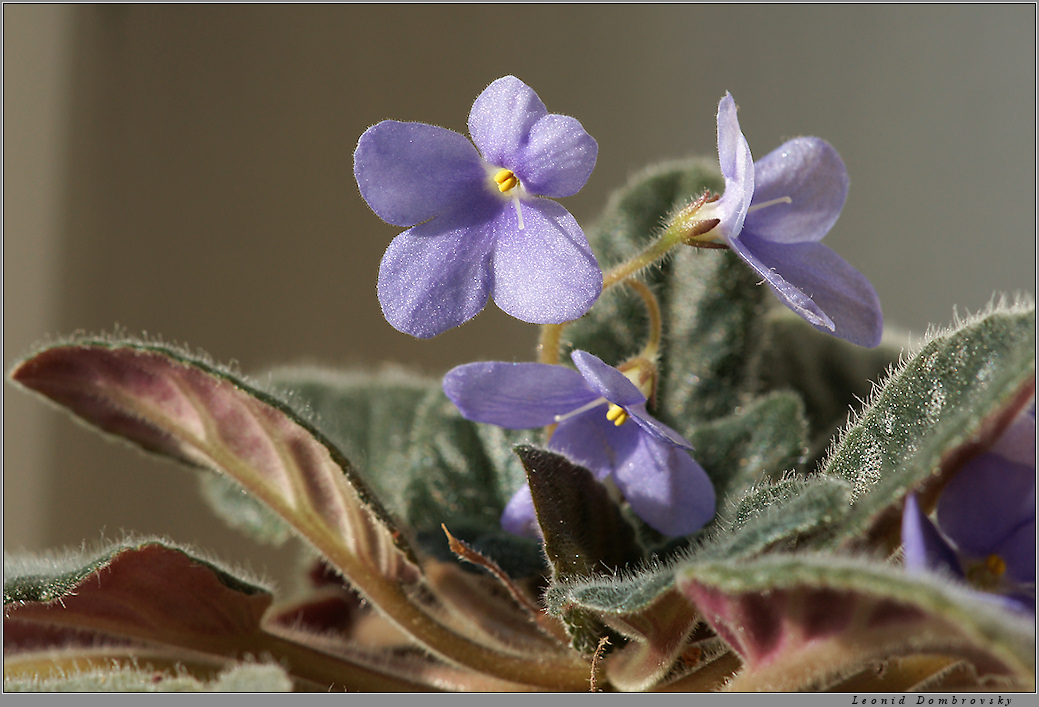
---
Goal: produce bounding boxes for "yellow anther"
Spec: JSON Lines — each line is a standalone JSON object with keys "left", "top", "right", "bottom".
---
{"left": 966, "top": 553, "right": 1008, "bottom": 590}
{"left": 606, "top": 404, "right": 629, "bottom": 427}
{"left": 985, "top": 554, "right": 1007, "bottom": 578}
{"left": 494, "top": 168, "right": 519, "bottom": 193}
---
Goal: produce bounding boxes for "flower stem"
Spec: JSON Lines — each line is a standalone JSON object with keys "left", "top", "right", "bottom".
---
{"left": 625, "top": 279, "right": 662, "bottom": 361}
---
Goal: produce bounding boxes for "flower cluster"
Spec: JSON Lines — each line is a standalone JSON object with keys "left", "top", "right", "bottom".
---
{"left": 355, "top": 77, "right": 884, "bottom": 539}
{"left": 901, "top": 406, "right": 1036, "bottom": 613}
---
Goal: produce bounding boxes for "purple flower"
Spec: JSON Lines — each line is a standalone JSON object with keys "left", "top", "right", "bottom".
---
{"left": 901, "top": 407, "right": 1036, "bottom": 613}
{"left": 353, "top": 76, "right": 602, "bottom": 338}
{"left": 442, "top": 350, "right": 716, "bottom": 538}
{"left": 703, "top": 93, "right": 883, "bottom": 348}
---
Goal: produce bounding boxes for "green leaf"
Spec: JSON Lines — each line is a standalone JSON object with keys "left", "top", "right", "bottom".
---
{"left": 657, "top": 248, "right": 769, "bottom": 425}
{"left": 676, "top": 553, "right": 1036, "bottom": 691}
{"left": 814, "top": 300, "right": 1036, "bottom": 550}
{"left": 754, "top": 308, "right": 905, "bottom": 466}
{"left": 686, "top": 391, "right": 809, "bottom": 510}
{"left": 402, "top": 388, "right": 545, "bottom": 577}
{"left": 260, "top": 366, "right": 545, "bottom": 577}
{"left": 702, "top": 475, "right": 854, "bottom": 560}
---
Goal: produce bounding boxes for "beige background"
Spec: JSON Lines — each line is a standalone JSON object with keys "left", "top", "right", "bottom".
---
{"left": 4, "top": 5, "right": 1035, "bottom": 590}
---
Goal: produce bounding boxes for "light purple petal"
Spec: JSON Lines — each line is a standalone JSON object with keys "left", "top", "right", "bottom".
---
{"left": 570, "top": 350, "right": 645, "bottom": 407}
{"left": 713, "top": 93, "right": 755, "bottom": 241}
{"left": 990, "top": 406, "right": 1037, "bottom": 466}
{"left": 729, "top": 233, "right": 883, "bottom": 347}
{"left": 613, "top": 434, "right": 715, "bottom": 537}
{"left": 512, "top": 113, "right": 597, "bottom": 198}
{"left": 490, "top": 199, "right": 602, "bottom": 324}
{"left": 354, "top": 120, "right": 487, "bottom": 227}
{"left": 935, "top": 451, "right": 1036, "bottom": 557}
{"left": 625, "top": 402, "right": 695, "bottom": 450}
{"left": 745, "top": 137, "right": 849, "bottom": 244}
{"left": 902, "top": 493, "right": 963, "bottom": 579}
{"left": 377, "top": 206, "right": 499, "bottom": 338}
{"left": 468, "top": 76, "right": 548, "bottom": 169}
{"left": 442, "top": 361, "right": 596, "bottom": 429}
{"left": 501, "top": 483, "right": 541, "bottom": 538}
{"left": 570, "top": 351, "right": 694, "bottom": 449}
{"left": 548, "top": 409, "right": 643, "bottom": 481}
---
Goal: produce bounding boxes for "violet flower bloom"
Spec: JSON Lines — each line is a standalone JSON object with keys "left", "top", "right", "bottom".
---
{"left": 704, "top": 93, "right": 883, "bottom": 348}
{"left": 901, "top": 407, "right": 1036, "bottom": 614}
{"left": 354, "top": 76, "right": 602, "bottom": 338}
{"left": 442, "top": 350, "right": 716, "bottom": 538}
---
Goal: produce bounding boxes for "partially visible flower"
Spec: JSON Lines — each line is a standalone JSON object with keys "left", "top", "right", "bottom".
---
{"left": 353, "top": 75, "right": 601, "bottom": 338}
{"left": 442, "top": 350, "right": 716, "bottom": 538}
{"left": 695, "top": 92, "right": 883, "bottom": 348}
{"left": 901, "top": 406, "right": 1036, "bottom": 613}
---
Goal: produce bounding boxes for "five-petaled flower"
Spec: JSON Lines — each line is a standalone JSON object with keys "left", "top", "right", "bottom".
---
{"left": 442, "top": 350, "right": 716, "bottom": 538}
{"left": 901, "top": 405, "right": 1036, "bottom": 614}
{"left": 354, "top": 75, "right": 602, "bottom": 339}
{"left": 693, "top": 92, "right": 883, "bottom": 348}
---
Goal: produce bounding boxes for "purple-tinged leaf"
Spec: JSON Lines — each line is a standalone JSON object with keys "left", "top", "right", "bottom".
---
{"left": 677, "top": 554, "right": 1035, "bottom": 691}
{"left": 9, "top": 342, "right": 419, "bottom": 587}
{"left": 3, "top": 540, "right": 440, "bottom": 691}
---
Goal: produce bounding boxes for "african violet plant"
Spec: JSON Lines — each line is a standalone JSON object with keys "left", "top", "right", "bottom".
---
{"left": 4, "top": 76, "right": 1035, "bottom": 693}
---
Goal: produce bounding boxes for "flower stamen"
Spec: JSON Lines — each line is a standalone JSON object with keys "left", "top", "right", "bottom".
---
{"left": 965, "top": 553, "right": 1008, "bottom": 590}
{"left": 494, "top": 168, "right": 519, "bottom": 193}
{"left": 605, "top": 403, "right": 629, "bottom": 427}
{"left": 747, "top": 195, "right": 792, "bottom": 214}
{"left": 554, "top": 397, "right": 607, "bottom": 423}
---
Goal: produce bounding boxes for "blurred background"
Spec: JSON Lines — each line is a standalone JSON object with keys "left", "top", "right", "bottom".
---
{"left": 4, "top": 5, "right": 1035, "bottom": 590}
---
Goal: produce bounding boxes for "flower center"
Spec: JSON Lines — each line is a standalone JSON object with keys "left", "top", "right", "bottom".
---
{"left": 490, "top": 168, "right": 525, "bottom": 231}
{"left": 965, "top": 553, "right": 1008, "bottom": 590}
{"left": 605, "top": 403, "right": 629, "bottom": 426}
{"left": 493, "top": 168, "right": 520, "bottom": 193}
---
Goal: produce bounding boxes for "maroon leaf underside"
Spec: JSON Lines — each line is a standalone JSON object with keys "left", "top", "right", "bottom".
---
{"left": 680, "top": 579, "right": 1028, "bottom": 691}
{"left": 4, "top": 544, "right": 272, "bottom": 657}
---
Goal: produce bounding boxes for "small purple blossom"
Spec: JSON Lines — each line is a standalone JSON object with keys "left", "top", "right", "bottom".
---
{"left": 901, "top": 406, "right": 1036, "bottom": 614}
{"left": 353, "top": 76, "right": 602, "bottom": 338}
{"left": 705, "top": 92, "right": 883, "bottom": 348}
{"left": 442, "top": 350, "right": 716, "bottom": 538}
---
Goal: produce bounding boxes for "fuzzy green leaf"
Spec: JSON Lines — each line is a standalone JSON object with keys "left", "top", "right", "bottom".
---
{"left": 676, "top": 553, "right": 1036, "bottom": 691}
{"left": 687, "top": 391, "right": 809, "bottom": 509}
{"left": 754, "top": 308, "right": 905, "bottom": 467}
{"left": 402, "top": 389, "right": 546, "bottom": 577}
{"left": 815, "top": 301, "right": 1036, "bottom": 550}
